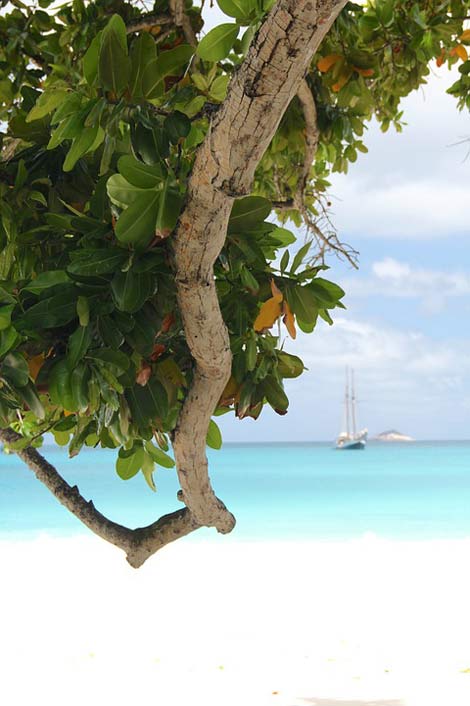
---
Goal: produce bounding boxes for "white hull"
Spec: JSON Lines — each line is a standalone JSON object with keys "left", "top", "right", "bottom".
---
{"left": 336, "top": 369, "right": 367, "bottom": 450}
{"left": 336, "top": 429, "right": 368, "bottom": 450}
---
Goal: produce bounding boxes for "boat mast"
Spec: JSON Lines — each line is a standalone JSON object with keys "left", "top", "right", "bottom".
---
{"left": 345, "top": 367, "right": 350, "bottom": 437}
{"left": 351, "top": 368, "right": 357, "bottom": 437}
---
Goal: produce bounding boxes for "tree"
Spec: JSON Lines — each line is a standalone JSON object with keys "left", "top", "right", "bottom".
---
{"left": 0, "top": 0, "right": 469, "bottom": 566}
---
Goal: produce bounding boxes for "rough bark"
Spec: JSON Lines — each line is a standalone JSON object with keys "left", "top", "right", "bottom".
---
{"left": 172, "top": 0, "right": 348, "bottom": 530}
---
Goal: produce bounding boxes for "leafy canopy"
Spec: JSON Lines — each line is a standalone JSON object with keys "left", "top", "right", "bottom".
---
{"left": 0, "top": 0, "right": 469, "bottom": 490}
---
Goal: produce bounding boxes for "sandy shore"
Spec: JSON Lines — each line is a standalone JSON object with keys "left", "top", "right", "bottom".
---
{"left": 2, "top": 534, "right": 470, "bottom": 706}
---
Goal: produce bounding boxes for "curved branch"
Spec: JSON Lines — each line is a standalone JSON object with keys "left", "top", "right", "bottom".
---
{"left": 296, "top": 79, "right": 320, "bottom": 205}
{"left": 0, "top": 428, "right": 201, "bottom": 568}
{"left": 172, "top": 0, "right": 348, "bottom": 529}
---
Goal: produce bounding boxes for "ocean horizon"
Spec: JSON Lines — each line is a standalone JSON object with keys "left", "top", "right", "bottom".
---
{"left": 2, "top": 439, "right": 470, "bottom": 543}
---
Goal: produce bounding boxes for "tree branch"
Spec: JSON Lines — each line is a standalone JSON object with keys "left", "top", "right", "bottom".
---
{"left": 171, "top": 0, "right": 348, "bottom": 529}
{"left": 273, "top": 80, "right": 358, "bottom": 268}
{"left": 126, "top": 13, "right": 174, "bottom": 34}
{"left": 0, "top": 428, "right": 201, "bottom": 568}
{"left": 296, "top": 79, "right": 320, "bottom": 205}
{"left": 169, "top": 0, "right": 198, "bottom": 47}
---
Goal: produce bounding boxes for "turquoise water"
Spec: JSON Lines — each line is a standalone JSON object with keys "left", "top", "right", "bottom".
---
{"left": 1, "top": 441, "right": 470, "bottom": 540}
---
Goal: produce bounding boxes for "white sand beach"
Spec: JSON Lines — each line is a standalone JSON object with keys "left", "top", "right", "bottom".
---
{"left": 2, "top": 534, "right": 470, "bottom": 706}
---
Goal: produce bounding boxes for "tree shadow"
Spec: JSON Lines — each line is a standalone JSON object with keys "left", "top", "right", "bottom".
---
{"left": 302, "top": 697, "right": 405, "bottom": 706}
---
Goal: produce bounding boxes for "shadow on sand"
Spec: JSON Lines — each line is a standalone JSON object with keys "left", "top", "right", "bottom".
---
{"left": 302, "top": 698, "right": 405, "bottom": 706}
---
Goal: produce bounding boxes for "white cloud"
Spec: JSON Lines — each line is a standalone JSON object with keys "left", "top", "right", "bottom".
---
{"left": 294, "top": 317, "right": 470, "bottom": 378}
{"left": 330, "top": 180, "right": 470, "bottom": 239}
{"left": 352, "top": 257, "right": 470, "bottom": 295}
{"left": 341, "top": 258, "right": 470, "bottom": 313}
{"left": 328, "top": 70, "right": 470, "bottom": 241}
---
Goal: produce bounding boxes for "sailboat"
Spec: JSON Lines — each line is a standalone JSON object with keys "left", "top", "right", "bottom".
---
{"left": 336, "top": 368, "right": 368, "bottom": 450}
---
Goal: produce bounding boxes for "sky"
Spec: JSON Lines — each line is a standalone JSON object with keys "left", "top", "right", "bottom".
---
{"left": 219, "top": 66, "right": 470, "bottom": 443}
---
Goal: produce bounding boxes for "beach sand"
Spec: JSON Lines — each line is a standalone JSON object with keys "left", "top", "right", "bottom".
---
{"left": 1, "top": 534, "right": 470, "bottom": 706}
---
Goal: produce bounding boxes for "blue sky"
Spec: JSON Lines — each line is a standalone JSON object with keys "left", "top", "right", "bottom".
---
{"left": 219, "top": 67, "right": 470, "bottom": 442}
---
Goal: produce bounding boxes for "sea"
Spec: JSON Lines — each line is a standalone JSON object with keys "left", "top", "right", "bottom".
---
{"left": 1, "top": 440, "right": 470, "bottom": 542}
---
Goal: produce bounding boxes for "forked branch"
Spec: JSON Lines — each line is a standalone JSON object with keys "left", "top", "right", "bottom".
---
{"left": 0, "top": 428, "right": 200, "bottom": 568}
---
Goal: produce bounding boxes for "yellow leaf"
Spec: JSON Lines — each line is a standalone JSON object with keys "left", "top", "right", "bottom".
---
{"left": 254, "top": 297, "right": 282, "bottom": 332}
{"left": 451, "top": 44, "right": 468, "bottom": 61}
{"left": 460, "top": 30, "right": 470, "bottom": 42}
{"left": 27, "top": 353, "right": 45, "bottom": 381}
{"left": 282, "top": 301, "right": 296, "bottom": 340}
{"left": 317, "top": 54, "right": 342, "bottom": 73}
{"left": 270, "top": 279, "right": 283, "bottom": 303}
{"left": 436, "top": 49, "right": 446, "bottom": 67}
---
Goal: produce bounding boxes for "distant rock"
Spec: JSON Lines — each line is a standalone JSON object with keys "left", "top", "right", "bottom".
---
{"left": 375, "top": 430, "right": 414, "bottom": 442}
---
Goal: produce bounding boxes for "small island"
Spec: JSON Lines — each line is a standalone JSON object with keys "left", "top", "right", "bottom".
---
{"left": 375, "top": 430, "right": 414, "bottom": 442}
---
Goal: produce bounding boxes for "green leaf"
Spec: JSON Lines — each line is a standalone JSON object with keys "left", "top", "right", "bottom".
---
{"left": 217, "top": 0, "right": 255, "bottom": 22}
{"left": 206, "top": 419, "right": 223, "bottom": 449}
{"left": 86, "top": 348, "right": 130, "bottom": 372}
{"left": 48, "top": 359, "right": 76, "bottom": 410}
{"left": 51, "top": 93, "right": 82, "bottom": 124}
{"left": 318, "top": 308, "right": 334, "bottom": 325}
{"left": 155, "top": 180, "right": 182, "bottom": 237}
{"left": 308, "top": 278, "right": 345, "bottom": 305}
{"left": 111, "top": 269, "right": 154, "bottom": 313}
{"left": 16, "top": 288, "right": 78, "bottom": 330}
{"left": 1, "top": 352, "right": 29, "bottom": 388}
{"left": 0, "top": 327, "right": 19, "bottom": 358}
{"left": 145, "top": 440, "right": 175, "bottom": 468}
{"left": 98, "top": 16, "right": 129, "bottom": 96}
{"left": 164, "top": 111, "right": 191, "bottom": 144}
{"left": 197, "top": 23, "right": 239, "bottom": 62}
{"left": 245, "top": 335, "right": 257, "bottom": 371}
{"left": 117, "top": 155, "right": 166, "bottom": 188}
{"left": 271, "top": 226, "right": 296, "bottom": 248}
{"left": 115, "top": 190, "right": 160, "bottom": 248}
{"left": 260, "top": 376, "right": 289, "bottom": 412}
{"left": 141, "top": 452, "right": 156, "bottom": 490}
{"left": 126, "top": 379, "right": 168, "bottom": 432}
{"left": 132, "top": 124, "right": 169, "bottom": 164}
{"left": 83, "top": 32, "right": 102, "bottom": 86}
{"left": 0, "top": 304, "right": 14, "bottom": 331}
{"left": 107, "top": 174, "right": 151, "bottom": 209}
{"left": 280, "top": 250, "right": 290, "bottom": 274}
{"left": 129, "top": 32, "right": 157, "bottom": 100}
{"left": 63, "top": 123, "right": 103, "bottom": 172}
{"left": 76, "top": 296, "right": 90, "bottom": 326}
{"left": 277, "top": 352, "right": 304, "bottom": 379}
{"left": 17, "top": 381, "right": 45, "bottom": 419}
{"left": 67, "top": 249, "right": 127, "bottom": 277}
{"left": 67, "top": 325, "right": 92, "bottom": 369}
{"left": 47, "top": 112, "right": 83, "bottom": 150}
{"left": 287, "top": 285, "right": 318, "bottom": 325}
{"left": 142, "top": 45, "right": 193, "bottom": 98}
{"left": 290, "top": 241, "right": 312, "bottom": 274}
{"left": 26, "top": 89, "right": 69, "bottom": 122}
{"left": 116, "top": 445, "right": 144, "bottom": 480}
{"left": 228, "top": 196, "right": 271, "bottom": 232}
